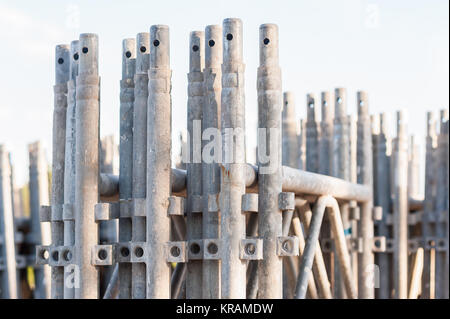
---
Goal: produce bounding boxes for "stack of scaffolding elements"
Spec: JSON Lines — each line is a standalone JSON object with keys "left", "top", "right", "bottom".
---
{"left": 1, "top": 18, "right": 448, "bottom": 299}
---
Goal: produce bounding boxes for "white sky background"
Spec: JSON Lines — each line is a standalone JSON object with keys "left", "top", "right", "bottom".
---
{"left": 0, "top": 0, "right": 448, "bottom": 192}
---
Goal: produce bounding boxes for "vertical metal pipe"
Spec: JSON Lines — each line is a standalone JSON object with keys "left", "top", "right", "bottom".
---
{"left": 392, "top": 110, "right": 408, "bottom": 299}
{"left": 349, "top": 114, "right": 358, "bottom": 293}
{"left": 220, "top": 18, "right": 246, "bottom": 299}
{"left": 118, "top": 38, "right": 136, "bottom": 299}
{"left": 331, "top": 88, "right": 349, "bottom": 298}
{"left": 257, "top": 23, "right": 282, "bottom": 299}
{"left": 74, "top": 33, "right": 100, "bottom": 299}
{"left": 305, "top": 93, "right": 320, "bottom": 173}
{"left": 421, "top": 112, "right": 436, "bottom": 299}
{"left": 202, "top": 24, "right": 222, "bottom": 299}
{"left": 146, "top": 25, "right": 172, "bottom": 298}
{"left": 51, "top": 44, "right": 70, "bottom": 299}
{"left": 319, "top": 91, "right": 333, "bottom": 175}
{"left": 132, "top": 32, "right": 149, "bottom": 299}
{"left": 28, "top": 142, "right": 51, "bottom": 299}
{"left": 63, "top": 40, "right": 79, "bottom": 299}
{"left": 298, "top": 119, "right": 306, "bottom": 170}
{"left": 375, "top": 112, "right": 392, "bottom": 298}
{"left": 0, "top": 146, "right": 18, "bottom": 299}
{"left": 282, "top": 92, "right": 298, "bottom": 168}
{"left": 435, "top": 109, "right": 449, "bottom": 299}
{"left": 186, "top": 31, "right": 204, "bottom": 299}
{"left": 319, "top": 91, "right": 334, "bottom": 286}
{"left": 407, "top": 136, "right": 420, "bottom": 199}
{"left": 356, "top": 91, "right": 374, "bottom": 299}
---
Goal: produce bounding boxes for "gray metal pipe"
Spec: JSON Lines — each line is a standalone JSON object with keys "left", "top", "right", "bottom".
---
{"left": 257, "top": 23, "right": 283, "bottom": 299}
{"left": 295, "top": 195, "right": 356, "bottom": 299}
{"left": 297, "top": 204, "right": 332, "bottom": 298}
{"left": 146, "top": 24, "right": 172, "bottom": 298}
{"left": 356, "top": 91, "right": 374, "bottom": 299}
{"left": 306, "top": 93, "right": 320, "bottom": 173}
{"left": 51, "top": 44, "right": 70, "bottom": 299}
{"left": 186, "top": 30, "right": 204, "bottom": 299}
{"left": 202, "top": 24, "right": 222, "bottom": 299}
{"left": 392, "top": 110, "right": 408, "bottom": 299}
{"left": 220, "top": 18, "right": 247, "bottom": 299}
{"left": 118, "top": 37, "right": 135, "bottom": 299}
{"left": 28, "top": 142, "right": 51, "bottom": 299}
{"left": 0, "top": 146, "right": 17, "bottom": 299}
{"left": 282, "top": 92, "right": 298, "bottom": 168}
{"left": 132, "top": 32, "right": 149, "bottom": 299}
{"left": 74, "top": 33, "right": 100, "bottom": 299}
{"left": 63, "top": 39, "right": 79, "bottom": 299}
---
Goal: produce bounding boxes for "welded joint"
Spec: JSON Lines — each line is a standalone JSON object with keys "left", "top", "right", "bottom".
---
{"left": 133, "top": 198, "right": 147, "bottom": 217}
{"left": 39, "top": 205, "right": 51, "bottom": 223}
{"left": 115, "top": 242, "right": 131, "bottom": 263}
{"left": 347, "top": 237, "right": 363, "bottom": 253}
{"left": 187, "top": 240, "right": 203, "bottom": 260}
{"left": 278, "top": 192, "right": 295, "bottom": 211}
{"left": 203, "top": 239, "right": 221, "bottom": 260}
{"left": 168, "top": 196, "right": 185, "bottom": 216}
{"left": 166, "top": 241, "right": 188, "bottom": 263}
{"left": 241, "top": 193, "right": 258, "bottom": 213}
{"left": 385, "top": 238, "right": 395, "bottom": 253}
{"left": 51, "top": 204, "right": 64, "bottom": 221}
{"left": 372, "top": 206, "right": 383, "bottom": 221}
{"left": 240, "top": 238, "right": 263, "bottom": 260}
{"left": 350, "top": 206, "right": 360, "bottom": 220}
{"left": 129, "top": 242, "right": 147, "bottom": 263}
{"left": 207, "top": 194, "right": 220, "bottom": 213}
{"left": 63, "top": 203, "right": 75, "bottom": 221}
{"left": 276, "top": 236, "right": 299, "bottom": 256}
{"left": 189, "top": 195, "right": 203, "bottom": 213}
{"left": 119, "top": 199, "right": 132, "bottom": 218}
{"left": 91, "top": 244, "right": 115, "bottom": 266}
{"left": 372, "top": 236, "right": 386, "bottom": 253}
{"left": 94, "top": 202, "right": 119, "bottom": 222}
{"left": 36, "top": 245, "right": 74, "bottom": 266}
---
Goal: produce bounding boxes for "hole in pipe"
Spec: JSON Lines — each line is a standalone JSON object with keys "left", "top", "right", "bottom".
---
{"left": 208, "top": 40, "right": 215, "bottom": 47}
{"left": 58, "top": 58, "right": 64, "bottom": 64}
{"left": 98, "top": 249, "right": 108, "bottom": 261}
{"left": 52, "top": 251, "right": 59, "bottom": 262}
{"left": 40, "top": 249, "right": 49, "bottom": 260}
{"left": 282, "top": 240, "right": 293, "bottom": 253}
{"left": 170, "top": 246, "right": 181, "bottom": 257}
{"left": 82, "top": 47, "right": 88, "bottom": 54}
{"left": 190, "top": 243, "right": 201, "bottom": 255}
{"left": 153, "top": 40, "right": 160, "bottom": 47}
{"left": 245, "top": 243, "right": 256, "bottom": 255}
{"left": 226, "top": 33, "right": 233, "bottom": 41}
{"left": 125, "top": 51, "right": 132, "bottom": 58}
{"left": 120, "top": 247, "right": 130, "bottom": 257}
{"left": 63, "top": 250, "right": 72, "bottom": 262}
{"left": 134, "top": 247, "right": 144, "bottom": 258}
{"left": 192, "top": 45, "right": 199, "bottom": 52}
{"left": 263, "top": 38, "right": 270, "bottom": 45}
{"left": 140, "top": 46, "right": 146, "bottom": 53}
{"left": 207, "top": 243, "right": 218, "bottom": 255}
{"left": 337, "top": 97, "right": 342, "bottom": 104}
{"left": 73, "top": 53, "right": 79, "bottom": 61}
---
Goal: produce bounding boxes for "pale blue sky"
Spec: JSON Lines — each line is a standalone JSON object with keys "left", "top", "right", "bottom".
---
{"left": 0, "top": 0, "right": 448, "bottom": 187}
